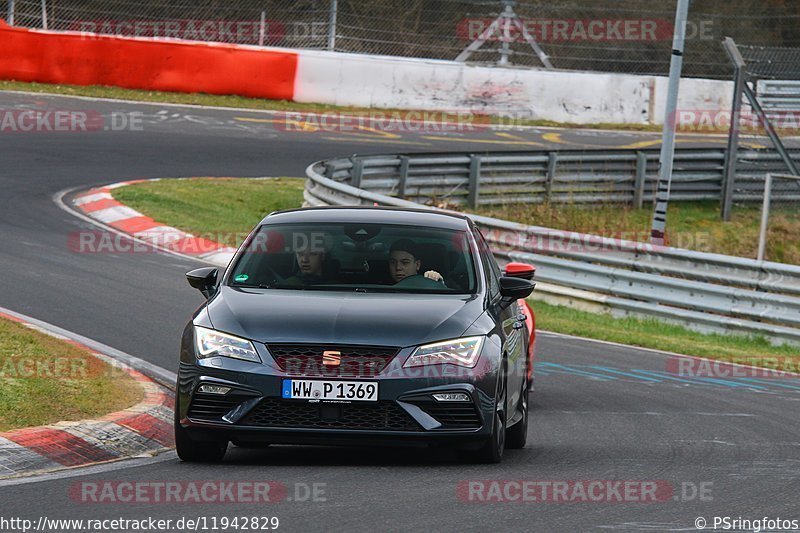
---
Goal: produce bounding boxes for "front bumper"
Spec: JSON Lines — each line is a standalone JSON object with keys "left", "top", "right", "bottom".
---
{"left": 176, "top": 355, "right": 499, "bottom": 448}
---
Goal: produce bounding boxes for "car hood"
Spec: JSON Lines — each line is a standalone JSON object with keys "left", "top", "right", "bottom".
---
{"left": 205, "top": 286, "right": 483, "bottom": 348}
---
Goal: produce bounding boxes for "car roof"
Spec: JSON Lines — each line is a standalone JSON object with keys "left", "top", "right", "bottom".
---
{"left": 261, "top": 206, "right": 472, "bottom": 231}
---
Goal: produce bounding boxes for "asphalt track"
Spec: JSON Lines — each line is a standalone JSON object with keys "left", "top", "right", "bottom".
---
{"left": 1, "top": 91, "right": 799, "bottom": 532}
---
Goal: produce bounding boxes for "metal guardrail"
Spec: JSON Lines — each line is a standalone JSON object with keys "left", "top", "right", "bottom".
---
{"left": 321, "top": 149, "right": 800, "bottom": 208}
{"left": 305, "top": 150, "right": 800, "bottom": 346}
{"left": 757, "top": 80, "right": 800, "bottom": 112}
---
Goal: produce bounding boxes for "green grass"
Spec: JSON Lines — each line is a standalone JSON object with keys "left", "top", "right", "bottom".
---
{"left": 109, "top": 177, "right": 799, "bottom": 365}
{"left": 113, "top": 177, "right": 305, "bottom": 247}
{"left": 476, "top": 200, "right": 800, "bottom": 264}
{"left": 0, "top": 317, "right": 143, "bottom": 432}
{"left": 531, "top": 300, "right": 798, "bottom": 362}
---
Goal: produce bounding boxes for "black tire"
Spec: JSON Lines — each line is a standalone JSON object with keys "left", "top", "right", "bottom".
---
{"left": 174, "top": 410, "right": 228, "bottom": 463}
{"left": 505, "top": 370, "right": 529, "bottom": 450}
{"left": 473, "top": 360, "right": 507, "bottom": 464}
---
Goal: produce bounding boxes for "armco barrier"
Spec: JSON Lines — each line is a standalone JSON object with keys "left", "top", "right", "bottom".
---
{"left": 321, "top": 149, "right": 800, "bottom": 208}
{"left": 305, "top": 152, "right": 800, "bottom": 346}
{"left": 0, "top": 20, "right": 296, "bottom": 100}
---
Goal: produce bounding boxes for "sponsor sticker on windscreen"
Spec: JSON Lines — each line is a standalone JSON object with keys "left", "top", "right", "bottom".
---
{"left": 282, "top": 379, "right": 378, "bottom": 402}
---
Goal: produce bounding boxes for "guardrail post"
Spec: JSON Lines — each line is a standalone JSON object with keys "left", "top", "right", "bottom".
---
{"left": 634, "top": 151, "right": 648, "bottom": 209}
{"left": 350, "top": 157, "right": 364, "bottom": 188}
{"left": 397, "top": 156, "right": 410, "bottom": 199}
{"left": 545, "top": 152, "right": 559, "bottom": 202}
{"left": 467, "top": 154, "right": 482, "bottom": 209}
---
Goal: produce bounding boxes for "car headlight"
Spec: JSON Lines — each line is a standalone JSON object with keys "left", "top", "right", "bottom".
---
{"left": 404, "top": 336, "right": 484, "bottom": 368}
{"left": 194, "top": 326, "right": 261, "bottom": 363}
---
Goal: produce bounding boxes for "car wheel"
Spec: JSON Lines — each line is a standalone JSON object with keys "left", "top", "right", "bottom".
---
{"left": 174, "top": 407, "right": 228, "bottom": 463}
{"left": 473, "top": 360, "right": 507, "bottom": 464}
{"left": 505, "top": 369, "right": 529, "bottom": 449}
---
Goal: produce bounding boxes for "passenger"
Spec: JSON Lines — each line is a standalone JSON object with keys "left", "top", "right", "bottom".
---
{"left": 389, "top": 239, "right": 444, "bottom": 285}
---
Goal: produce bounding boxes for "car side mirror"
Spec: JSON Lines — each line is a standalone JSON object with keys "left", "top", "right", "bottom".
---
{"left": 504, "top": 262, "right": 536, "bottom": 281}
{"left": 186, "top": 267, "right": 218, "bottom": 299}
{"left": 499, "top": 276, "right": 535, "bottom": 308}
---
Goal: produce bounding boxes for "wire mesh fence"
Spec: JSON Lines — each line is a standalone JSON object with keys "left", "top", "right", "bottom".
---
{"left": 3, "top": 0, "right": 800, "bottom": 78}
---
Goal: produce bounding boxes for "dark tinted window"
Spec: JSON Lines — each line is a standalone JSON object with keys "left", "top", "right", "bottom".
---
{"left": 228, "top": 222, "right": 477, "bottom": 294}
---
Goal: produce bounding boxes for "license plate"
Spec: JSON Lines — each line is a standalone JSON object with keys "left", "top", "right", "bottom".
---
{"left": 282, "top": 379, "right": 378, "bottom": 402}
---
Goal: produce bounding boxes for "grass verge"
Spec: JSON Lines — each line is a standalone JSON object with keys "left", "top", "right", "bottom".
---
{"left": 113, "top": 177, "right": 305, "bottom": 247}
{"left": 109, "top": 177, "right": 798, "bottom": 365}
{"left": 0, "top": 317, "right": 143, "bottom": 432}
{"left": 476, "top": 200, "right": 800, "bottom": 264}
{"left": 531, "top": 300, "right": 798, "bottom": 362}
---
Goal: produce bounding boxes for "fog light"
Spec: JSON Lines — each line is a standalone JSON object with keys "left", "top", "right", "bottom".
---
{"left": 432, "top": 392, "right": 470, "bottom": 402}
{"left": 198, "top": 384, "right": 231, "bottom": 395}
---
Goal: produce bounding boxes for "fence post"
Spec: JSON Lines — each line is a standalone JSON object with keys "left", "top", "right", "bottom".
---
{"left": 634, "top": 151, "right": 648, "bottom": 209}
{"left": 721, "top": 37, "right": 746, "bottom": 221}
{"left": 397, "top": 156, "right": 410, "bottom": 199}
{"left": 258, "top": 11, "right": 266, "bottom": 46}
{"left": 7, "top": 0, "right": 15, "bottom": 25}
{"left": 757, "top": 174, "right": 773, "bottom": 262}
{"left": 467, "top": 154, "right": 482, "bottom": 209}
{"left": 41, "top": 0, "right": 48, "bottom": 29}
{"left": 350, "top": 157, "right": 363, "bottom": 188}
{"left": 327, "top": 0, "right": 338, "bottom": 51}
{"left": 545, "top": 152, "right": 559, "bottom": 202}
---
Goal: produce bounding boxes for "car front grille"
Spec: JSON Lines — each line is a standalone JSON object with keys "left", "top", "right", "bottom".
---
{"left": 241, "top": 398, "right": 420, "bottom": 431}
{"left": 266, "top": 344, "right": 399, "bottom": 378}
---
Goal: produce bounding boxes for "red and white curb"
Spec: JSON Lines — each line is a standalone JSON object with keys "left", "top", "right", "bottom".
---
{"left": 72, "top": 179, "right": 237, "bottom": 267}
{"left": 0, "top": 310, "right": 174, "bottom": 479}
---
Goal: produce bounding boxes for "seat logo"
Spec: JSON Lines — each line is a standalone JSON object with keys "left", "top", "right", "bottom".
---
{"left": 322, "top": 351, "right": 341, "bottom": 366}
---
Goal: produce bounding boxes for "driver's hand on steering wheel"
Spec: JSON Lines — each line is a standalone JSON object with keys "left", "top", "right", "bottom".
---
{"left": 424, "top": 270, "right": 444, "bottom": 283}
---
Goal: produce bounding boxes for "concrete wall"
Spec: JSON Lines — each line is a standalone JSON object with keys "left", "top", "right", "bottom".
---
{"left": 294, "top": 49, "right": 733, "bottom": 125}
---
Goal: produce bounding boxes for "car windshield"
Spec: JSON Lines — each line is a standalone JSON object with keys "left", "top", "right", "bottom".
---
{"left": 228, "top": 222, "right": 477, "bottom": 294}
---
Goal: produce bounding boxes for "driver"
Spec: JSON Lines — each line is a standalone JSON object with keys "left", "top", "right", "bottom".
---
{"left": 284, "top": 231, "right": 330, "bottom": 286}
{"left": 389, "top": 239, "right": 444, "bottom": 285}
